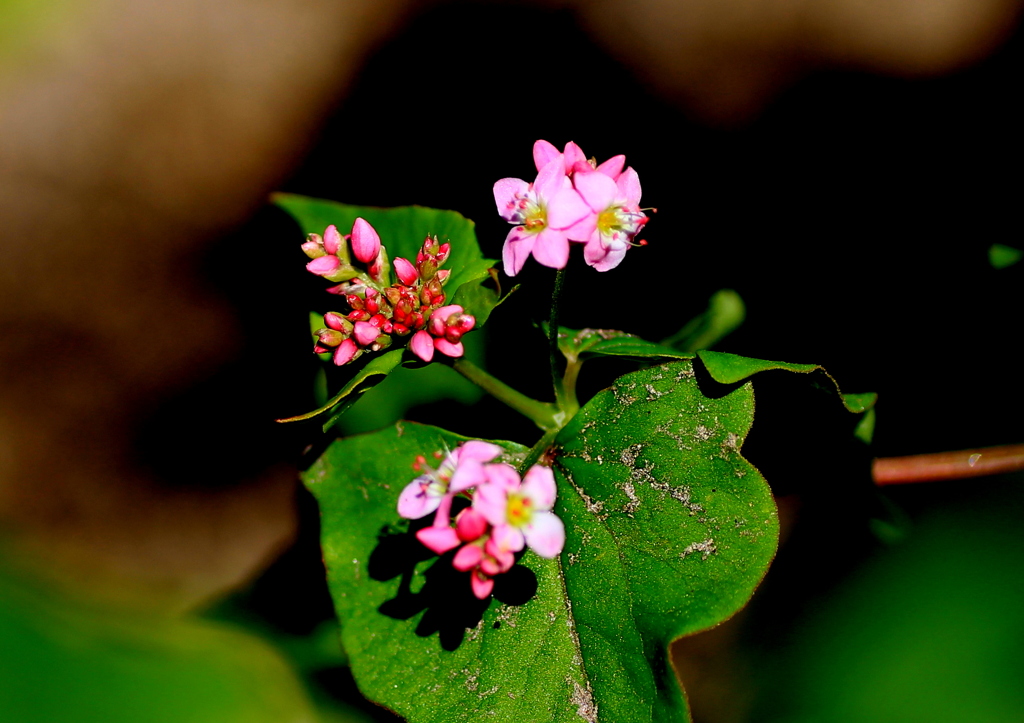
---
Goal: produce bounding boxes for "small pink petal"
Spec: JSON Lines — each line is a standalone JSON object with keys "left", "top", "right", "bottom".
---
{"left": 393, "top": 257, "right": 418, "bottom": 285}
{"left": 521, "top": 465, "right": 557, "bottom": 511}
{"left": 616, "top": 167, "right": 642, "bottom": 205}
{"left": 456, "top": 508, "right": 489, "bottom": 542}
{"left": 484, "top": 535, "right": 516, "bottom": 573}
{"left": 530, "top": 228, "right": 570, "bottom": 269}
{"left": 573, "top": 170, "right": 619, "bottom": 212}
{"left": 493, "top": 177, "right": 530, "bottom": 221}
{"left": 502, "top": 226, "right": 536, "bottom": 277}
{"left": 323, "top": 225, "right": 343, "bottom": 255}
{"left": 597, "top": 154, "right": 626, "bottom": 179}
{"left": 453, "top": 544, "right": 484, "bottom": 571}
{"left": 523, "top": 511, "right": 565, "bottom": 558}
{"left": 470, "top": 570, "right": 494, "bottom": 599}
{"left": 353, "top": 321, "right": 378, "bottom": 346}
{"left": 434, "top": 338, "right": 464, "bottom": 358}
{"left": 409, "top": 330, "right": 434, "bottom": 362}
{"left": 306, "top": 255, "right": 340, "bottom": 276}
{"left": 432, "top": 305, "right": 462, "bottom": 325}
{"left": 587, "top": 241, "right": 628, "bottom": 272}
{"left": 547, "top": 187, "right": 593, "bottom": 230}
{"left": 416, "top": 526, "right": 460, "bottom": 555}
{"left": 484, "top": 463, "right": 520, "bottom": 491}
{"left": 351, "top": 218, "right": 381, "bottom": 264}
{"left": 534, "top": 157, "right": 570, "bottom": 201}
{"left": 563, "top": 141, "right": 587, "bottom": 173}
{"left": 491, "top": 523, "right": 525, "bottom": 554}
{"left": 474, "top": 481, "right": 509, "bottom": 527}
{"left": 457, "top": 441, "right": 503, "bottom": 463}
{"left": 397, "top": 478, "right": 440, "bottom": 519}
{"left": 450, "top": 458, "right": 487, "bottom": 494}
{"left": 533, "top": 139, "right": 561, "bottom": 172}
{"left": 332, "top": 338, "right": 358, "bottom": 366}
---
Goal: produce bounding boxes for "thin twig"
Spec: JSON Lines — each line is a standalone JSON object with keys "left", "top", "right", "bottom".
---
{"left": 873, "top": 444, "right": 1024, "bottom": 485}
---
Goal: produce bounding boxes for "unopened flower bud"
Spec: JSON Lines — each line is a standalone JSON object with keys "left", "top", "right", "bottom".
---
{"left": 436, "top": 269, "right": 451, "bottom": 285}
{"left": 350, "top": 218, "right": 381, "bottom": 264}
{"left": 437, "top": 243, "right": 451, "bottom": 263}
{"left": 323, "top": 225, "right": 343, "bottom": 256}
{"left": 410, "top": 330, "right": 434, "bottom": 362}
{"left": 346, "top": 294, "right": 364, "bottom": 310}
{"left": 347, "top": 310, "right": 370, "bottom": 322}
{"left": 323, "top": 312, "right": 349, "bottom": 331}
{"left": 384, "top": 287, "right": 402, "bottom": 305}
{"left": 313, "top": 344, "right": 331, "bottom": 354}
{"left": 445, "top": 327, "right": 463, "bottom": 343}
{"left": 369, "top": 313, "right": 387, "bottom": 329}
{"left": 317, "top": 328, "right": 344, "bottom": 347}
{"left": 306, "top": 255, "right": 341, "bottom": 277}
{"left": 456, "top": 508, "right": 488, "bottom": 542}
{"left": 419, "top": 258, "right": 438, "bottom": 281}
{"left": 452, "top": 314, "right": 475, "bottom": 334}
{"left": 393, "top": 257, "right": 418, "bottom": 286}
{"left": 333, "top": 338, "right": 359, "bottom": 366}
{"left": 392, "top": 323, "right": 410, "bottom": 336}
{"left": 353, "top": 321, "right": 379, "bottom": 347}
{"left": 373, "top": 334, "right": 392, "bottom": 350}
{"left": 302, "top": 233, "right": 325, "bottom": 258}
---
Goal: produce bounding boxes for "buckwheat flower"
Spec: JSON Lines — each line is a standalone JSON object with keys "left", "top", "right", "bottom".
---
{"left": 409, "top": 305, "right": 475, "bottom": 362}
{"left": 568, "top": 167, "right": 647, "bottom": 273}
{"left": 474, "top": 464, "right": 565, "bottom": 558}
{"left": 397, "top": 442, "right": 503, "bottom": 553}
{"left": 494, "top": 157, "right": 591, "bottom": 275}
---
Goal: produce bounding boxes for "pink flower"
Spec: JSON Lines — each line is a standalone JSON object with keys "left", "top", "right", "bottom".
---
{"left": 397, "top": 442, "right": 502, "bottom": 520}
{"left": 568, "top": 168, "right": 647, "bottom": 272}
{"left": 396, "top": 441, "right": 502, "bottom": 555}
{"left": 493, "top": 157, "right": 592, "bottom": 276}
{"left": 473, "top": 464, "right": 565, "bottom": 558}
{"left": 532, "top": 139, "right": 625, "bottom": 180}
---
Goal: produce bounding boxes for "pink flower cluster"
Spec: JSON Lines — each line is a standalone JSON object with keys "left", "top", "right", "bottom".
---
{"left": 493, "top": 140, "right": 649, "bottom": 276}
{"left": 303, "top": 218, "right": 475, "bottom": 365}
{"left": 398, "top": 441, "right": 565, "bottom": 599}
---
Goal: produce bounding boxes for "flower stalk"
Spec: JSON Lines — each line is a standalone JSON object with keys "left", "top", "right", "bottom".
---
{"left": 451, "top": 358, "right": 560, "bottom": 431}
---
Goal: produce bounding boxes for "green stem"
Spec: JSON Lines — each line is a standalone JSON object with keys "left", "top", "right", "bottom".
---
{"left": 561, "top": 359, "right": 582, "bottom": 417}
{"left": 452, "top": 358, "right": 560, "bottom": 431}
{"left": 518, "top": 427, "right": 561, "bottom": 475}
{"left": 549, "top": 268, "right": 568, "bottom": 410}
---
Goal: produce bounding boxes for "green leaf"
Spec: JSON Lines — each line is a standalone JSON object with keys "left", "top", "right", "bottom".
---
{"left": 697, "top": 350, "right": 877, "bottom": 414}
{"left": 988, "top": 243, "right": 1023, "bottom": 269}
{"left": 273, "top": 194, "right": 501, "bottom": 322}
{"left": 556, "top": 326, "right": 692, "bottom": 363}
{"left": 307, "top": 360, "right": 778, "bottom": 723}
{"left": 278, "top": 348, "right": 405, "bottom": 430}
{"left": 0, "top": 566, "right": 326, "bottom": 723}
{"left": 662, "top": 289, "right": 745, "bottom": 353}
{"left": 551, "top": 360, "right": 778, "bottom": 722}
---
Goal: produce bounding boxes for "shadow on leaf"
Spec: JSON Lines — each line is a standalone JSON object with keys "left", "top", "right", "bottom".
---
{"left": 369, "top": 523, "right": 537, "bottom": 651}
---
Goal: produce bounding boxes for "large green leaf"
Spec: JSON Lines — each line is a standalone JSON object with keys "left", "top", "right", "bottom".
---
{"left": 306, "top": 359, "right": 778, "bottom": 722}
{"left": 272, "top": 195, "right": 500, "bottom": 322}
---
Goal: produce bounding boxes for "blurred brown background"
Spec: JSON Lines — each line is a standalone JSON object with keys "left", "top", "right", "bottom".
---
{"left": 2, "top": 3, "right": 1023, "bottom": 719}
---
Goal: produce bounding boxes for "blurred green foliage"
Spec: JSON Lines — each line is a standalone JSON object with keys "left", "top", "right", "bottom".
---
{"left": 0, "top": 560, "right": 368, "bottom": 723}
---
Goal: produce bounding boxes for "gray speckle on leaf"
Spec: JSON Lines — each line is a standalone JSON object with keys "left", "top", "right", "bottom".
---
{"left": 681, "top": 538, "right": 718, "bottom": 560}
{"left": 569, "top": 679, "right": 599, "bottom": 723}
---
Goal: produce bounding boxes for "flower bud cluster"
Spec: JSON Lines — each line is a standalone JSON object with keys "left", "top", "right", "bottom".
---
{"left": 304, "top": 218, "right": 476, "bottom": 366}
{"left": 398, "top": 441, "right": 565, "bottom": 600}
